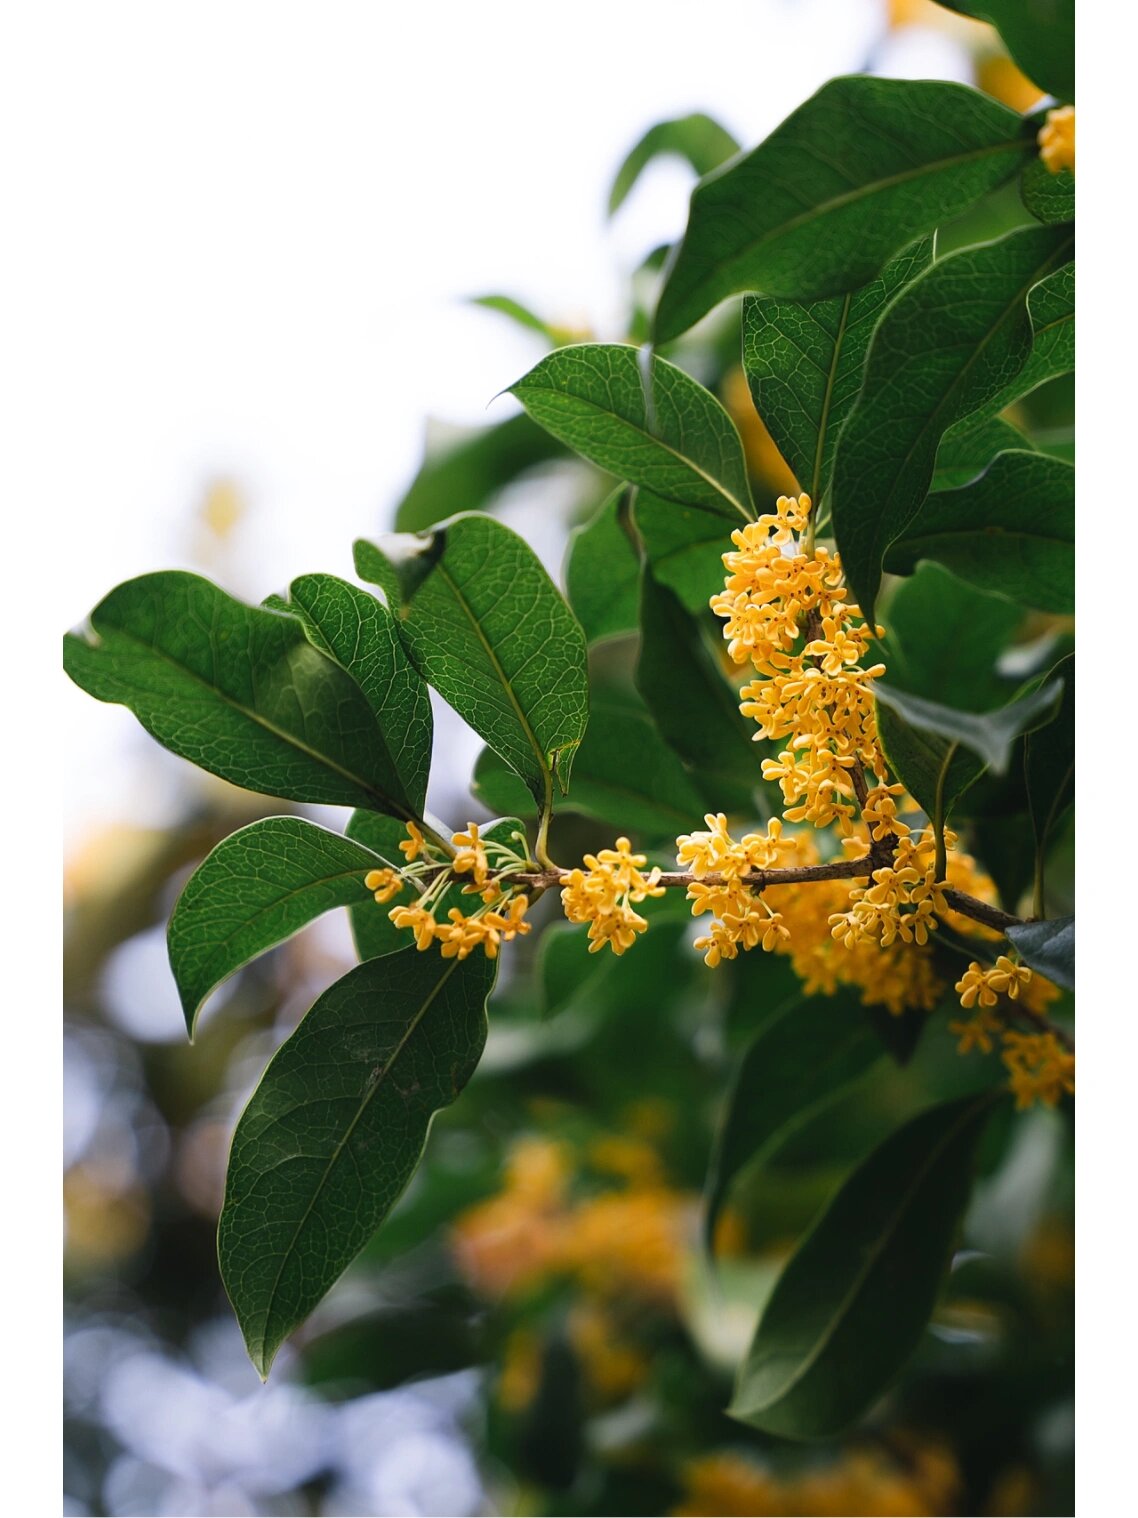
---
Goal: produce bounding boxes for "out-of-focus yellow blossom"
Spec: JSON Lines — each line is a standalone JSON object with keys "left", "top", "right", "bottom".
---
{"left": 1001, "top": 1030, "right": 1075, "bottom": 1109}
{"left": 560, "top": 836, "right": 665, "bottom": 954}
{"left": 496, "top": 1328, "right": 543, "bottom": 1413}
{"left": 452, "top": 1131, "right": 694, "bottom": 1307}
{"left": 1038, "top": 105, "right": 1075, "bottom": 175}
{"left": 721, "top": 366, "right": 800, "bottom": 495}
{"left": 588, "top": 1135, "right": 665, "bottom": 1187}
{"left": 977, "top": 53, "right": 1045, "bottom": 112}
{"left": 949, "top": 1004, "right": 1003, "bottom": 1055}
{"left": 568, "top": 1305, "right": 651, "bottom": 1400}
{"left": 671, "top": 1440, "right": 960, "bottom": 1517}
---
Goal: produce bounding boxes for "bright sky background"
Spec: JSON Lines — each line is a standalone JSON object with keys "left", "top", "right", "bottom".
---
{"left": 7, "top": 0, "right": 991, "bottom": 843}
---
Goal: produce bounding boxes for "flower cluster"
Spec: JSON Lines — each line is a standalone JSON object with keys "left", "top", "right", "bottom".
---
{"left": 676, "top": 813, "right": 804, "bottom": 967}
{"left": 1001, "top": 1030, "right": 1076, "bottom": 1110}
{"left": 365, "top": 819, "right": 532, "bottom": 960}
{"left": 1038, "top": 104, "right": 1075, "bottom": 176}
{"left": 712, "top": 493, "right": 887, "bottom": 835}
{"left": 560, "top": 836, "right": 665, "bottom": 954}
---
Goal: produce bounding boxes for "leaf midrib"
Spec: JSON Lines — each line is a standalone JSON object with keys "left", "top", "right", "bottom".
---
{"left": 739, "top": 1097, "right": 987, "bottom": 1414}
{"left": 254, "top": 958, "right": 462, "bottom": 1367}
{"left": 866, "top": 233, "right": 1074, "bottom": 593}
{"left": 518, "top": 378, "right": 753, "bottom": 522}
{"left": 82, "top": 618, "right": 413, "bottom": 820}
{"left": 709, "top": 137, "right": 1028, "bottom": 292}
{"left": 432, "top": 558, "right": 553, "bottom": 798}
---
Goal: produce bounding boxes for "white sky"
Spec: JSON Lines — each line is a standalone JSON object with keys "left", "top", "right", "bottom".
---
{"left": 18, "top": 0, "right": 927, "bottom": 842}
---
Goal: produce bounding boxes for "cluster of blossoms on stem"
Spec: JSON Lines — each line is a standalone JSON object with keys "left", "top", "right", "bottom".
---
{"left": 1038, "top": 104, "right": 1075, "bottom": 176}
{"left": 363, "top": 819, "right": 532, "bottom": 960}
{"left": 559, "top": 837, "right": 666, "bottom": 954}
{"left": 715, "top": 493, "right": 887, "bottom": 834}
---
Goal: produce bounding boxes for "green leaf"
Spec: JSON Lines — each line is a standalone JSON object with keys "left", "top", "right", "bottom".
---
{"left": 875, "top": 676, "right": 1062, "bottom": 818}
{"left": 879, "top": 562, "right": 1024, "bottom": 713}
{"left": 636, "top": 567, "right": 761, "bottom": 807}
{"left": 885, "top": 451, "right": 1073, "bottom": 614}
{"left": 508, "top": 344, "right": 753, "bottom": 521}
{"left": 742, "top": 238, "right": 933, "bottom": 505}
{"left": 935, "top": 1, "right": 1074, "bottom": 102}
{"left": 63, "top": 572, "right": 423, "bottom": 817}
{"left": 1024, "top": 651, "right": 1074, "bottom": 864}
{"left": 168, "top": 817, "right": 391, "bottom": 1038}
{"left": 565, "top": 489, "right": 641, "bottom": 643}
{"left": 470, "top": 294, "right": 581, "bottom": 348}
{"left": 634, "top": 492, "right": 732, "bottom": 610}
{"left": 344, "top": 810, "right": 422, "bottom": 962}
{"left": 654, "top": 76, "right": 1033, "bottom": 342}
{"left": 272, "top": 573, "right": 433, "bottom": 814}
{"left": 1005, "top": 916, "right": 1074, "bottom": 991}
{"left": 219, "top": 947, "right": 497, "bottom": 1377}
{"left": 930, "top": 414, "right": 1036, "bottom": 492}
{"left": 473, "top": 699, "right": 705, "bottom": 839}
{"left": 355, "top": 514, "right": 589, "bottom": 809}
{"left": 1020, "top": 156, "right": 1074, "bottom": 225}
{"left": 729, "top": 1094, "right": 995, "bottom": 1438}
{"left": 831, "top": 223, "right": 1073, "bottom": 620}
{"left": 608, "top": 112, "right": 741, "bottom": 216}
{"left": 705, "top": 992, "right": 880, "bottom": 1252}
{"left": 394, "top": 413, "right": 568, "bottom": 533}
{"left": 973, "top": 259, "right": 1074, "bottom": 420}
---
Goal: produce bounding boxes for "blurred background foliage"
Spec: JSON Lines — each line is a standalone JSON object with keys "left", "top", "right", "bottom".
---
{"left": 64, "top": 3, "right": 1072, "bottom": 1513}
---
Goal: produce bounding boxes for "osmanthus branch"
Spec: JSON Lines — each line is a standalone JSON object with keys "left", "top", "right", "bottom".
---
{"left": 510, "top": 857, "right": 1024, "bottom": 938}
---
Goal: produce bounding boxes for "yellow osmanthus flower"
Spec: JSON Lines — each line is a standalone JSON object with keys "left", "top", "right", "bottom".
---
{"left": 568, "top": 1304, "right": 652, "bottom": 1400}
{"left": 712, "top": 494, "right": 887, "bottom": 836}
{"left": 560, "top": 836, "right": 665, "bottom": 953}
{"left": 368, "top": 819, "right": 533, "bottom": 959}
{"left": 955, "top": 954, "right": 1033, "bottom": 1009}
{"left": 363, "top": 866, "right": 403, "bottom": 904}
{"left": 1038, "top": 104, "right": 1075, "bottom": 175}
{"left": 1001, "top": 1030, "right": 1075, "bottom": 1109}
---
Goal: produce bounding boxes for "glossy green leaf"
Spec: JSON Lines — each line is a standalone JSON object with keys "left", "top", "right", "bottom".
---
{"left": 831, "top": 223, "right": 1073, "bottom": 620}
{"left": 509, "top": 344, "right": 753, "bottom": 521}
{"left": 742, "top": 238, "right": 933, "bottom": 504}
{"left": 271, "top": 573, "right": 433, "bottom": 814}
{"left": 473, "top": 698, "right": 705, "bottom": 838}
{"left": 168, "top": 817, "right": 390, "bottom": 1037}
{"left": 608, "top": 112, "right": 741, "bottom": 215}
{"left": 886, "top": 451, "right": 1073, "bottom": 614}
{"left": 355, "top": 514, "right": 589, "bottom": 809}
{"left": 878, "top": 562, "right": 1024, "bottom": 713}
{"left": 636, "top": 567, "right": 761, "bottom": 807}
{"left": 705, "top": 992, "right": 880, "bottom": 1251}
{"left": 654, "top": 76, "right": 1033, "bottom": 343}
{"left": 219, "top": 947, "right": 497, "bottom": 1377}
{"left": 635, "top": 492, "right": 732, "bottom": 610}
{"left": 974, "top": 259, "right": 1074, "bottom": 420}
{"left": 875, "top": 676, "right": 1062, "bottom": 818}
{"left": 63, "top": 571, "right": 422, "bottom": 816}
{"left": 1020, "top": 156, "right": 1075, "bottom": 225}
{"left": 930, "top": 414, "right": 1035, "bottom": 492}
{"left": 1025, "top": 651, "right": 1074, "bottom": 866}
{"left": 730, "top": 1094, "right": 995, "bottom": 1438}
{"left": 394, "top": 413, "right": 568, "bottom": 533}
{"left": 1005, "top": 916, "right": 1074, "bottom": 991}
{"left": 565, "top": 489, "right": 641, "bottom": 643}
{"left": 936, "top": 1, "right": 1074, "bottom": 101}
